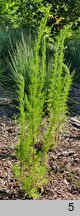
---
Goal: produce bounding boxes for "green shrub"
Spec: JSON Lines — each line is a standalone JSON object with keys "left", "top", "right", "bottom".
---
{"left": 10, "top": 10, "right": 72, "bottom": 199}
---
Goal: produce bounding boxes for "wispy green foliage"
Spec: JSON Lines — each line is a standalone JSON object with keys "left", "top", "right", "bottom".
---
{"left": 10, "top": 10, "right": 71, "bottom": 198}
{"left": 41, "top": 25, "right": 72, "bottom": 153}
{"left": 11, "top": 8, "right": 50, "bottom": 199}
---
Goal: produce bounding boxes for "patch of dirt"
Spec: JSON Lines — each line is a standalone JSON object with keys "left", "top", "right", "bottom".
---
{"left": 0, "top": 85, "right": 80, "bottom": 200}
{"left": 42, "top": 122, "right": 80, "bottom": 199}
{"left": 0, "top": 86, "right": 18, "bottom": 118}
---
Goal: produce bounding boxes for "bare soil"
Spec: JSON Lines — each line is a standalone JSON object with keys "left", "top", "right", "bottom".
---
{"left": 0, "top": 84, "right": 80, "bottom": 200}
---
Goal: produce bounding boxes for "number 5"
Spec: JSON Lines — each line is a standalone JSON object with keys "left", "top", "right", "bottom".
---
{"left": 68, "top": 203, "right": 74, "bottom": 211}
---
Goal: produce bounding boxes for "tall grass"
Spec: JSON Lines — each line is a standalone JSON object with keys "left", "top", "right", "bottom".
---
{"left": 10, "top": 10, "right": 72, "bottom": 199}
{"left": 65, "top": 27, "right": 80, "bottom": 83}
{"left": 0, "top": 28, "right": 34, "bottom": 87}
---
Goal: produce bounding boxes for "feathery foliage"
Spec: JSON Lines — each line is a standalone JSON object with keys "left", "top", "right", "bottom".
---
{"left": 44, "top": 25, "right": 72, "bottom": 150}
{"left": 12, "top": 7, "right": 50, "bottom": 199}
{"left": 11, "top": 11, "right": 72, "bottom": 198}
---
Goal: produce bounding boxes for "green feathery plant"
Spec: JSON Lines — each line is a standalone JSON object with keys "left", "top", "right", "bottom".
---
{"left": 12, "top": 7, "right": 50, "bottom": 199}
{"left": 43, "top": 25, "right": 72, "bottom": 153}
{"left": 11, "top": 11, "right": 72, "bottom": 198}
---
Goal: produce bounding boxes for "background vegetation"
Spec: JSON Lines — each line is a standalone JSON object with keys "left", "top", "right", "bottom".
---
{"left": 0, "top": 0, "right": 80, "bottom": 86}
{"left": 0, "top": 0, "right": 80, "bottom": 199}
{"left": 0, "top": 0, "right": 80, "bottom": 32}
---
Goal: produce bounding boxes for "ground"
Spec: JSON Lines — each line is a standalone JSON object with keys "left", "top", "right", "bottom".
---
{"left": 0, "top": 84, "right": 80, "bottom": 200}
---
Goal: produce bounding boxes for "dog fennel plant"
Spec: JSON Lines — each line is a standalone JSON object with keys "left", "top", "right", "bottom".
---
{"left": 43, "top": 25, "right": 72, "bottom": 153}
{"left": 11, "top": 12, "right": 72, "bottom": 198}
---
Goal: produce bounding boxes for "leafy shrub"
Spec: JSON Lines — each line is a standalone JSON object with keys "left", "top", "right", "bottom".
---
{"left": 10, "top": 10, "right": 72, "bottom": 199}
